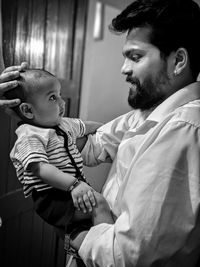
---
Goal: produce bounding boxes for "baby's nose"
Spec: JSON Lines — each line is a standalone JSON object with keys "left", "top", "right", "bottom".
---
{"left": 59, "top": 98, "right": 65, "bottom": 107}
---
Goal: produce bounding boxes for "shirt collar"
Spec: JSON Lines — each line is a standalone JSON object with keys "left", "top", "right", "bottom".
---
{"left": 146, "top": 82, "right": 200, "bottom": 122}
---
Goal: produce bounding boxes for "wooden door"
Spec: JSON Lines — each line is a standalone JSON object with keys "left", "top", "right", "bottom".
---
{"left": 0, "top": 0, "right": 88, "bottom": 266}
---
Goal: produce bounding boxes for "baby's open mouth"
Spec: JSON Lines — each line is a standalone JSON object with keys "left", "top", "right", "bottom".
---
{"left": 59, "top": 109, "right": 65, "bottom": 116}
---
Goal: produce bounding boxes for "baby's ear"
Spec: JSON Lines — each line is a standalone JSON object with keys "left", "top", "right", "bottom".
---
{"left": 19, "top": 103, "right": 34, "bottom": 119}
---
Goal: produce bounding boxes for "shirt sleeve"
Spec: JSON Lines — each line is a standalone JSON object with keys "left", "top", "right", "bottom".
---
{"left": 79, "top": 120, "right": 200, "bottom": 266}
{"left": 10, "top": 127, "right": 49, "bottom": 171}
{"left": 61, "top": 117, "right": 86, "bottom": 139}
{"left": 82, "top": 111, "right": 135, "bottom": 166}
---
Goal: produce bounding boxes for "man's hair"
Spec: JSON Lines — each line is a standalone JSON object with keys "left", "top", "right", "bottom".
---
{"left": 4, "top": 69, "right": 55, "bottom": 120}
{"left": 109, "top": 0, "right": 200, "bottom": 78}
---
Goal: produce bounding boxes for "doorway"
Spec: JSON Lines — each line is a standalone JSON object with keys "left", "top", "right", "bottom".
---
{"left": 0, "top": 0, "right": 88, "bottom": 266}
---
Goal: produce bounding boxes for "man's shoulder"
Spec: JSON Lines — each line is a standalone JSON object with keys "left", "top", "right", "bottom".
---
{"left": 173, "top": 100, "right": 200, "bottom": 128}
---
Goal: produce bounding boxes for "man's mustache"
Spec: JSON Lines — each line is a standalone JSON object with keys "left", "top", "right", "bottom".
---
{"left": 126, "top": 76, "right": 139, "bottom": 86}
{"left": 126, "top": 76, "right": 134, "bottom": 83}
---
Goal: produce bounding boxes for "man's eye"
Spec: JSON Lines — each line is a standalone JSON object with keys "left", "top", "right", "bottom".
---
{"left": 131, "top": 55, "right": 141, "bottom": 62}
{"left": 49, "top": 95, "right": 57, "bottom": 101}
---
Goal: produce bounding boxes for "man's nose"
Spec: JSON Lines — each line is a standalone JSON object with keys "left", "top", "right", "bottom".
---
{"left": 121, "top": 59, "right": 133, "bottom": 76}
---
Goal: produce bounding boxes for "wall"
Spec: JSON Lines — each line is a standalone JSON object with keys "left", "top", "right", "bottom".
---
{"left": 99, "top": 0, "right": 134, "bottom": 10}
{"left": 79, "top": 0, "right": 131, "bottom": 190}
{"left": 80, "top": 1, "right": 130, "bottom": 122}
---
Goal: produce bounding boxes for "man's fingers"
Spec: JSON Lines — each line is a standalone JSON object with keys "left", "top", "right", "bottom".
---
{"left": 2, "top": 66, "right": 22, "bottom": 73}
{"left": 78, "top": 198, "right": 87, "bottom": 213}
{"left": 2, "top": 62, "right": 28, "bottom": 73}
{"left": 20, "top": 62, "right": 29, "bottom": 70}
{"left": 0, "top": 80, "right": 18, "bottom": 97}
{"left": 0, "top": 99, "right": 21, "bottom": 108}
{"left": 0, "top": 71, "right": 20, "bottom": 84}
{"left": 83, "top": 194, "right": 93, "bottom": 212}
{"left": 87, "top": 190, "right": 96, "bottom": 207}
{"left": 73, "top": 198, "right": 80, "bottom": 211}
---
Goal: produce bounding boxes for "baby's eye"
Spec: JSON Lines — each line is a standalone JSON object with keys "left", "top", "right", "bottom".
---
{"left": 49, "top": 95, "right": 57, "bottom": 101}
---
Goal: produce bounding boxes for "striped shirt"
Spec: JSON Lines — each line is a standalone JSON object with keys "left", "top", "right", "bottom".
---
{"left": 10, "top": 118, "right": 86, "bottom": 198}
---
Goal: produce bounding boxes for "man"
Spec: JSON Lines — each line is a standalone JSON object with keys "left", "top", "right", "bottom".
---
{"left": 1, "top": 0, "right": 200, "bottom": 266}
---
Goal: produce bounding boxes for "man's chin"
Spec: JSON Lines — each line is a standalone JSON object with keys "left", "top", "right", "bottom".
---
{"left": 128, "top": 99, "right": 140, "bottom": 110}
{"left": 128, "top": 94, "right": 144, "bottom": 110}
{"left": 128, "top": 95, "right": 153, "bottom": 110}
{"left": 128, "top": 96, "right": 164, "bottom": 111}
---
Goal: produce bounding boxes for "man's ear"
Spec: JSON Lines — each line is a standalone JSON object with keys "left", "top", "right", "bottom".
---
{"left": 174, "top": 47, "right": 188, "bottom": 76}
{"left": 19, "top": 103, "right": 34, "bottom": 119}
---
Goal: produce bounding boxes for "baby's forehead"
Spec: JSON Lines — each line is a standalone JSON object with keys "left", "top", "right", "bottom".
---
{"left": 23, "top": 71, "right": 57, "bottom": 85}
{"left": 21, "top": 70, "right": 54, "bottom": 81}
{"left": 20, "top": 70, "right": 60, "bottom": 96}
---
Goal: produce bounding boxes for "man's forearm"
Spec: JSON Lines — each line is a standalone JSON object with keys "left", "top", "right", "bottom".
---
{"left": 70, "top": 230, "right": 88, "bottom": 251}
{"left": 76, "top": 136, "right": 88, "bottom": 152}
{"left": 71, "top": 192, "right": 114, "bottom": 251}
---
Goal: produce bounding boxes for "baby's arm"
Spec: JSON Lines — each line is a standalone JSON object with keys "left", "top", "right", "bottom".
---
{"left": 29, "top": 162, "right": 96, "bottom": 213}
{"left": 76, "top": 121, "right": 103, "bottom": 152}
{"left": 83, "top": 121, "right": 103, "bottom": 135}
{"left": 30, "top": 162, "right": 77, "bottom": 190}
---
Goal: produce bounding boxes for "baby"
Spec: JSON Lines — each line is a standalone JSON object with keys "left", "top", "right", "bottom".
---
{"left": 4, "top": 69, "right": 104, "bottom": 236}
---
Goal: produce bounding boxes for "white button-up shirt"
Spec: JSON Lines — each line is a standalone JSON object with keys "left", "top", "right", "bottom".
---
{"left": 80, "top": 82, "right": 200, "bottom": 267}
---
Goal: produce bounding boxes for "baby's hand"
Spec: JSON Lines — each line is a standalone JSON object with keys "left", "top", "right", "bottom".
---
{"left": 84, "top": 121, "right": 104, "bottom": 135}
{"left": 70, "top": 181, "right": 96, "bottom": 213}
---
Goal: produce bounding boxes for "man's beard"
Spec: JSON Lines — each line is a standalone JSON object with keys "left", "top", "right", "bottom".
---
{"left": 127, "top": 70, "right": 170, "bottom": 111}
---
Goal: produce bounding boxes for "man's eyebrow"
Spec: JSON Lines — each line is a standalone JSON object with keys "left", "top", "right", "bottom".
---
{"left": 122, "top": 49, "right": 135, "bottom": 57}
{"left": 122, "top": 48, "right": 144, "bottom": 58}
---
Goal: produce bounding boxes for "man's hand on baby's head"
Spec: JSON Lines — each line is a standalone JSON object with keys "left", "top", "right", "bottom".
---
{"left": 0, "top": 72, "right": 19, "bottom": 96}
{"left": 0, "top": 62, "right": 28, "bottom": 112}
{"left": 2, "top": 62, "right": 28, "bottom": 74}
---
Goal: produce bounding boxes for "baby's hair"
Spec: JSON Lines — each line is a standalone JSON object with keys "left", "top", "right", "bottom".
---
{"left": 4, "top": 68, "right": 55, "bottom": 120}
